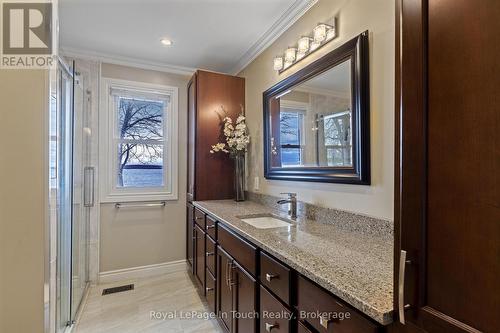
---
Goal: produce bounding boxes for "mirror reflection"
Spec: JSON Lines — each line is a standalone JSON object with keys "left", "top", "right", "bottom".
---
{"left": 269, "top": 59, "right": 352, "bottom": 168}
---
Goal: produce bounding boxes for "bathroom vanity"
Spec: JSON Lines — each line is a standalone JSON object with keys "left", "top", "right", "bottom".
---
{"left": 186, "top": 198, "right": 393, "bottom": 333}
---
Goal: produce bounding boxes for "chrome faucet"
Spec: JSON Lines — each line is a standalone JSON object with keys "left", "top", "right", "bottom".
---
{"left": 277, "top": 192, "right": 297, "bottom": 219}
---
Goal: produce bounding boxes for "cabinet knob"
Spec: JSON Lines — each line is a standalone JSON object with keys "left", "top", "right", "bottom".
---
{"left": 319, "top": 315, "right": 334, "bottom": 329}
{"left": 265, "top": 323, "right": 279, "bottom": 332}
{"left": 265, "top": 273, "right": 279, "bottom": 282}
{"left": 195, "top": 216, "right": 204, "bottom": 221}
{"left": 206, "top": 225, "right": 216, "bottom": 229}
{"left": 206, "top": 287, "right": 214, "bottom": 292}
{"left": 206, "top": 252, "right": 214, "bottom": 257}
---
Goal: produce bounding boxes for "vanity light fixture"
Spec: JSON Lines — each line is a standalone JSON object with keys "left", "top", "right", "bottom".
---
{"left": 285, "top": 47, "right": 297, "bottom": 63}
{"left": 160, "top": 38, "right": 173, "bottom": 46}
{"left": 296, "top": 51, "right": 306, "bottom": 61}
{"left": 273, "top": 56, "right": 284, "bottom": 71}
{"left": 313, "top": 23, "right": 332, "bottom": 43}
{"left": 297, "top": 36, "right": 312, "bottom": 53}
{"left": 310, "top": 41, "right": 321, "bottom": 52}
{"left": 273, "top": 18, "right": 337, "bottom": 73}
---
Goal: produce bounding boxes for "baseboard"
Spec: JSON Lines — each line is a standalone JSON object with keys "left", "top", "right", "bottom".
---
{"left": 99, "top": 260, "right": 187, "bottom": 284}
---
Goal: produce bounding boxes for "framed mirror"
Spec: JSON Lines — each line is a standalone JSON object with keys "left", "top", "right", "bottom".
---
{"left": 263, "top": 31, "right": 370, "bottom": 184}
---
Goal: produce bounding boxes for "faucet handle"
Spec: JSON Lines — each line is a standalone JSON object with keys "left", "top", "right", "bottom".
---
{"left": 280, "top": 192, "right": 297, "bottom": 198}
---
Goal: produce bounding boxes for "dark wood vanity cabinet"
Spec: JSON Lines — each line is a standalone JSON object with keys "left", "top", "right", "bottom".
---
{"left": 186, "top": 204, "right": 194, "bottom": 269}
{"left": 216, "top": 241, "right": 258, "bottom": 333}
{"left": 260, "top": 286, "right": 291, "bottom": 333}
{"left": 194, "top": 210, "right": 385, "bottom": 333}
{"left": 260, "top": 252, "right": 291, "bottom": 306}
{"left": 194, "top": 224, "right": 206, "bottom": 292}
{"left": 186, "top": 70, "right": 245, "bottom": 298}
{"left": 297, "top": 275, "right": 379, "bottom": 333}
{"left": 186, "top": 70, "right": 245, "bottom": 202}
{"left": 217, "top": 247, "right": 235, "bottom": 332}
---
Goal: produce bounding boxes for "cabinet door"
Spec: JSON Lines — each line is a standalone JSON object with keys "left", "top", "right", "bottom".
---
{"left": 234, "top": 262, "right": 257, "bottom": 333}
{"left": 217, "top": 247, "right": 234, "bottom": 333}
{"left": 397, "top": 1, "right": 500, "bottom": 332}
{"left": 195, "top": 225, "right": 205, "bottom": 291}
{"left": 186, "top": 204, "right": 194, "bottom": 269}
{"left": 187, "top": 74, "right": 196, "bottom": 202}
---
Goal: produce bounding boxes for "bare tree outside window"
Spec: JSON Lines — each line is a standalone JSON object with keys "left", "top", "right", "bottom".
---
{"left": 279, "top": 111, "right": 303, "bottom": 166}
{"left": 117, "top": 97, "right": 165, "bottom": 187}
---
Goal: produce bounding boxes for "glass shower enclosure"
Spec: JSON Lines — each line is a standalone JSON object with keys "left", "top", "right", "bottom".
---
{"left": 52, "top": 59, "right": 92, "bottom": 332}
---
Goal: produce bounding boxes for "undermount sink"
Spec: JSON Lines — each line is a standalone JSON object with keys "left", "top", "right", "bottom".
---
{"left": 237, "top": 214, "right": 293, "bottom": 229}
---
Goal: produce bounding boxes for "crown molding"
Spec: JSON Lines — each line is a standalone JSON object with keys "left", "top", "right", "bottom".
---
{"left": 60, "top": 47, "right": 196, "bottom": 76}
{"left": 229, "top": 0, "right": 318, "bottom": 75}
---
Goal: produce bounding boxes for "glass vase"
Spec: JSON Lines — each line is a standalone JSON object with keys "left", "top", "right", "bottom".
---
{"left": 234, "top": 154, "right": 245, "bottom": 202}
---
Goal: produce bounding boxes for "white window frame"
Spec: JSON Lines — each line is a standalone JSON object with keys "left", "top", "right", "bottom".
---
{"left": 100, "top": 78, "right": 178, "bottom": 202}
{"left": 280, "top": 100, "right": 308, "bottom": 166}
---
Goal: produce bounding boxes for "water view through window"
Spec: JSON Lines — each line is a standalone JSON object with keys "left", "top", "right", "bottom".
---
{"left": 116, "top": 97, "right": 165, "bottom": 187}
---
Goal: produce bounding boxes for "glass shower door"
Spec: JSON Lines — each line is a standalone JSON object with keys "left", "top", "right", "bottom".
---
{"left": 71, "top": 69, "right": 90, "bottom": 319}
{"left": 56, "top": 62, "right": 74, "bottom": 331}
{"left": 55, "top": 60, "right": 91, "bottom": 332}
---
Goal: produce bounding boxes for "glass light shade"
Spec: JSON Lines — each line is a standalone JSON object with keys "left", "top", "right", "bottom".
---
{"left": 273, "top": 56, "right": 284, "bottom": 71}
{"left": 285, "top": 47, "right": 296, "bottom": 63}
{"left": 297, "top": 37, "right": 311, "bottom": 53}
{"left": 313, "top": 24, "right": 328, "bottom": 43}
{"left": 326, "top": 26, "right": 336, "bottom": 40}
{"left": 310, "top": 41, "right": 321, "bottom": 52}
{"left": 296, "top": 51, "right": 306, "bottom": 60}
{"left": 284, "top": 60, "right": 293, "bottom": 69}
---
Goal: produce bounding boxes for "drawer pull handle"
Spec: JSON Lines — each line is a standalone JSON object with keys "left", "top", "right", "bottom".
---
{"left": 229, "top": 263, "right": 237, "bottom": 290}
{"left": 225, "top": 261, "right": 231, "bottom": 286}
{"left": 398, "top": 250, "right": 412, "bottom": 324}
{"left": 195, "top": 216, "right": 204, "bottom": 221}
{"left": 265, "top": 323, "right": 279, "bottom": 332}
{"left": 206, "top": 287, "right": 214, "bottom": 292}
{"left": 320, "top": 315, "right": 333, "bottom": 329}
{"left": 206, "top": 225, "right": 216, "bottom": 229}
{"left": 265, "top": 273, "right": 279, "bottom": 282}
{"left": 206, "top": 252, "right": 214, "bottom": 257}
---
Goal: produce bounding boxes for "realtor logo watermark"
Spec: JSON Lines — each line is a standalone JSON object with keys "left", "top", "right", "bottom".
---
{"left": 1, "top": 0, "right": 56, "bottom": 68}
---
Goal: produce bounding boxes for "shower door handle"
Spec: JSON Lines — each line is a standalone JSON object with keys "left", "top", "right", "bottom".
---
{"left": 84, "top": 167, "right": 95, "bottom": 207}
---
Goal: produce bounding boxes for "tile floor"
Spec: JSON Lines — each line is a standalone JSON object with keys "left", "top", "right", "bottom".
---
{"left": 74, "top": 270, "right": 223, "bottom": 333}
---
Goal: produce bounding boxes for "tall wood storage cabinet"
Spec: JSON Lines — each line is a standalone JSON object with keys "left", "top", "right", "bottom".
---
{"left": 187, "top": 70, "right": 245, "bottom": 202}
{"left": 394, "top": 0, "right": 500, "bottom": 332}
{"left": 186, "top": 70, "right": 245, "bottom": 281}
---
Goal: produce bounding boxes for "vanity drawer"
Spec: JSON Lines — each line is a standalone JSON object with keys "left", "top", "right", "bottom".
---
{"left": 206, "top": 235, "right": 216, "bottom": 275}
{"left": 206, "top": 268, "right": 216, "bottom": 313}
{"left": 297, "top": 275, "right": 379, "bottom": 333}
{"left": 206, "top": 215, "right": 216, "bottom": 239}
{"left": 260, "top": 251, "right": 291, "bottom": 305}
{"left": 194, "top": 208, "right": 206, "bottom": 228}
{"left": 260, "top": 286, "right": 291, "bottom": 333}
{"left": 217, "top": 223, "right": 257, "bottom": 276}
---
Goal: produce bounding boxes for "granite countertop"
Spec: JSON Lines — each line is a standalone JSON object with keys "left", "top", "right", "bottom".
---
{"left": 193, "top": 199, "right": 394, "bottom": 325}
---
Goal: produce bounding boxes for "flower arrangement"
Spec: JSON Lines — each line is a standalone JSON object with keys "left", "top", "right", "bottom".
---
{"left": 210, "top": 107, "right": 250, "bottom": 157}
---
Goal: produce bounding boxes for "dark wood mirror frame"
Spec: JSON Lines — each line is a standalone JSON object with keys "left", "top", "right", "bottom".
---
{"left": 263, "top": 31, "right": 370, "bottom": 184}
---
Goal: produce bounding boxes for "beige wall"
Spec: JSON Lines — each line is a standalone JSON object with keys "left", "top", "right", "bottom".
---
{"left": 99, "top": 63, "right": 190, "bottom": 272}
{"left": 0, "top": 70, "right": 48, "bottom": 332}
{"left": 239, "top": 0, "right": 395, "bottom": 219}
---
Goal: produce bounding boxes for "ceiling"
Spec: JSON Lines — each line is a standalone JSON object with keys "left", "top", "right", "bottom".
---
{"left": 59, "top": 0, "right": 315, "bottom": 74}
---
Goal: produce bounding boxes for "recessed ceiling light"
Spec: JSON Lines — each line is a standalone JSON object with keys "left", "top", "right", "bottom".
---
{"left": 160, "top": 38, "right": 172, "bottom": 46}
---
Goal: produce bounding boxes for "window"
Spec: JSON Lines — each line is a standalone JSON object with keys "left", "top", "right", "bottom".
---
{"left": 280, "top": 108, "right": 305, "bottom": 166}
{"left": 100, "top": 79, "right": 178, "bottom": 202}
{"left": 323, "top": 111, "right": 352, "bottom": 166}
